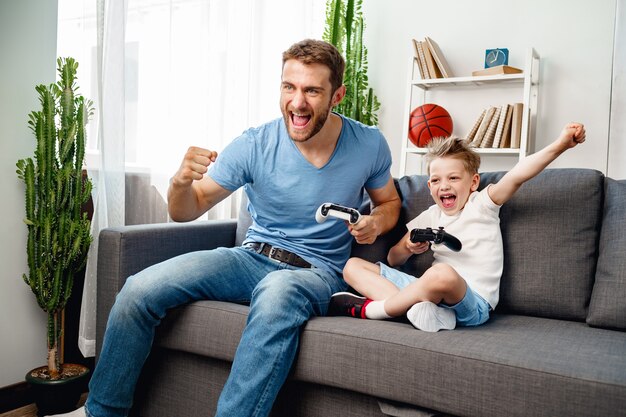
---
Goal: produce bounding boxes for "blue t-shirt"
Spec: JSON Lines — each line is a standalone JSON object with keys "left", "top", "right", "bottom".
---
{"left": 208, "top": 114, "right": 392, "bottom": 275}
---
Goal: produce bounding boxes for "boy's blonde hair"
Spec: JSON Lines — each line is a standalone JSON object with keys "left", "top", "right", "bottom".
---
{"left": 424, "top": 136, "right": 481, "bottom": 175}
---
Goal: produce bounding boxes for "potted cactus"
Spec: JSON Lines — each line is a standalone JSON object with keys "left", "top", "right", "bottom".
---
{"left": 16, "top": 57, "right": 93, "bottom": 416}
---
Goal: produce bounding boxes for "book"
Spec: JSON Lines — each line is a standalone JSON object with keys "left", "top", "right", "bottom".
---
{"left": 422, "top": 40, "right": 442, "bottom": 79}
{"left": 412, "top": 39, "right": 426, "bottom": 80}
{"left": 471, "top": 106, "right": 496, "bottom": 147}
{"left": 492, "top": 104, "right": 511, "bottom": 148}
{"left": 480, "top": 106, "right": 502, "bottom": 148}
{"left": 499, "top": 106, "right": 514, "bottom": 148}
{"left": 416, "top": 41, "right": 431, "bottom": 79}
{"left": 510, "top": 103, "right": 524, "bottom": 148}
{"left": 465, "top": 109, "right": 486, "bottom": 143}
{"left": 424, "top": 37, "right": 453, "bottom": 78}
{"left": 472, "top": 65, "right": 523, "bottom": 77}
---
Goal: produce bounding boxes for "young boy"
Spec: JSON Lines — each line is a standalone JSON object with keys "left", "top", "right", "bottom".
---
{"left": 328, "top": 123, "right": 586, "bottom": 332}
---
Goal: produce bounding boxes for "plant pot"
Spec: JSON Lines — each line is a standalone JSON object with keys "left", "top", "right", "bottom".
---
{"left": 25, "top": 363, "right": 90, "bottom": 417}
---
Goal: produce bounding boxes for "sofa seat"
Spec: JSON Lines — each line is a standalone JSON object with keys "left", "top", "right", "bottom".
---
{"left": 151, "top": 300, "right": 626, "bottom": 417}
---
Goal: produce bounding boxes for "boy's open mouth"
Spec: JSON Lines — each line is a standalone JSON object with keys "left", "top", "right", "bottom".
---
{"left": 441, "top": 194, "right": 456, "bottom": 209}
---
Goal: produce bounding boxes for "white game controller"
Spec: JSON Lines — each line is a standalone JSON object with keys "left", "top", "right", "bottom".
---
{"left": 315, "top": 203, "right": 362, "bottom": 224}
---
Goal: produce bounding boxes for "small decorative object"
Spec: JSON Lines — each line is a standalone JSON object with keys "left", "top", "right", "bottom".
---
{"left": 16, "top": 57, "right": 93, "bottom": 416}
{"left": 484, "top": 48, "right": 509, "bottom": 68}
{"left": 408, "top": 103, "right": 453, "bottom": 148}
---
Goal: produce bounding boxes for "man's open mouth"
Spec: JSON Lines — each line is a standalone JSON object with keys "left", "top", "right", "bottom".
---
{"left": 291, "top": 112, "right": 311, "bottom": 128}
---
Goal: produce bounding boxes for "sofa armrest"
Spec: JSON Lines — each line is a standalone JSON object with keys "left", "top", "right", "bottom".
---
{"left": 96, "top": 220, "right": 238, "bottom": 355}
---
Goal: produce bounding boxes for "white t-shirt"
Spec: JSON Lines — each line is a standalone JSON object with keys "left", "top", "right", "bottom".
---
{"left": 406, "top": 185, "right": 503, "bottom": 309}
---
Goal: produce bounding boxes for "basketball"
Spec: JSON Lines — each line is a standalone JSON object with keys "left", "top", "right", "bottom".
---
{"left": 408, "top": 104, "right": 453, "bottom": 147}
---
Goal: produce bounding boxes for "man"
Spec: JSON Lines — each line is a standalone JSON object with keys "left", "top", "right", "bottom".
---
{"left": 50, "top": 39, "right": 400, "bottom": 417}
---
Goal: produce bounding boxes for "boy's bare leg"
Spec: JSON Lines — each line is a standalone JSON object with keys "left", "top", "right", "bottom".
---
{"left": 384, "top": 263, "right": 466, "bottom": 316}
{"left": 343, "top": 257, "right": 400, "bottom": 300}
{"left": 333, "top": 259, "right": 464, "bottom": 331}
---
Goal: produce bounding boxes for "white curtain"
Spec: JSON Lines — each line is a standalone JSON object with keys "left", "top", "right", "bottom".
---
{"left": 57, "top": 0, "right": 325, "bottom": 358}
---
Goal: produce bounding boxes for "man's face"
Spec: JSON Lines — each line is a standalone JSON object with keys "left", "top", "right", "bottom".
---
{"left": 280, "top": 59, "right": 340, "bottom": 142}
{"left": 427, "top": 157, "right": 480, "bottom": 216}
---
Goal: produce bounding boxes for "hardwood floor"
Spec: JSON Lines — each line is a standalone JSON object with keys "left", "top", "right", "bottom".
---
{"left": 0, "top": 403, "right": 38, "bottom": 417}
{"left": 0, "top": 394, "right": 86, "bottom": 417}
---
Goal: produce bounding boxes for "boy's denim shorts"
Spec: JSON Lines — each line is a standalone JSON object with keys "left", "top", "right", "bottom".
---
{"left": 378, "top": 262, "right": 491, "bottom": 327}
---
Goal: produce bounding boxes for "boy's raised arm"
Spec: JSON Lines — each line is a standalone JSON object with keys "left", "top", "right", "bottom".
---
{"left": 488, "top": 123, "right": 586, "bottom": 206}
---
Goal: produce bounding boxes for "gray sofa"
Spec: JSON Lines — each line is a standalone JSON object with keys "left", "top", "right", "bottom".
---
{"left": 96, "top": 168, "right": 626, "bottom": 417}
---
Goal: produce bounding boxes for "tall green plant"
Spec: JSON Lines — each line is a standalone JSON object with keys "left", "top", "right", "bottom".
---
{"left": 323, "top": 0, "right": 380, "bottom": 126}
{"left": 16, "top": 57, "right": 93, "bottom": 378}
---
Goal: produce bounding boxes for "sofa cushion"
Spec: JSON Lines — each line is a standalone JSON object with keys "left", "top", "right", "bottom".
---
{"left": 295, "top": 314, "right": 626, "bottom": 417}
{"left": 476, "top": 169, "right": 602, "bottom": 320}
{"left": 158, "top": 301, "right": 626, "bottom": 417}
{"left": 587, "top": 178, "right": 626, "bottom": 330}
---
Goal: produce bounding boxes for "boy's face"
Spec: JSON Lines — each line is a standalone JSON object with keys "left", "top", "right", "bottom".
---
{"left": 427, "top": 156, "right": 480, "bottom": 216}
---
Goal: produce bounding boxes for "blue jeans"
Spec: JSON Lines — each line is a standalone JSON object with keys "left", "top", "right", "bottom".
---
{"left": 85, "top": 246, "right": 346, "bottom": 417}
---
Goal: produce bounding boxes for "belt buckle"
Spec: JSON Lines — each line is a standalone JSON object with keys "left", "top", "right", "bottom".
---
{"left": 268, "top": 246, "right": 280, "bottom": 262}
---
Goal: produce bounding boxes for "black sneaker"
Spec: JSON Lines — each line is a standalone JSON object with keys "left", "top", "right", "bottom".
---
{"left": 327, "top": 292, "right": 367, "bottom": 318}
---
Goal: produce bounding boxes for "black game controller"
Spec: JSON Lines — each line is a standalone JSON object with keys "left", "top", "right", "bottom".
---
{"left": 315, "top": 203, "right": 362, "bottom": 225}
{"left": 410, "top": 227, "right": 462, "bottom": 252}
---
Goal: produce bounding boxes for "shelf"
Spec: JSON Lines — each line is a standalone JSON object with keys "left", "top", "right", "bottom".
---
{"left": 399, "top": 47, "right": 540, "bottom": 176}
{"left": 404, "top": 146, "right": 521, "bottom": 155}
{"left": 411, "top": 73, "right": 525, "bottom": 89}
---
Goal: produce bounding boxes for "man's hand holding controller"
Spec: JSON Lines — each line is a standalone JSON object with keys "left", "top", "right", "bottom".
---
{"left": 315, "top": 203, "right": 381, "bottom": 245}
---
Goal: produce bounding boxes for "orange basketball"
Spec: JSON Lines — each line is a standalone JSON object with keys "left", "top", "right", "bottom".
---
{"left": 408, "top": 104, "right": 453, "bottom": 147}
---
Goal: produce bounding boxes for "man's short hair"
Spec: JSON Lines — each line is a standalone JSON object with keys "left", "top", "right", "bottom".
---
{"left": 425, "top": 136, "right": 481, "bottom": 175}
{"left": 282, "top": 39, "right": 345, "bottom": 93}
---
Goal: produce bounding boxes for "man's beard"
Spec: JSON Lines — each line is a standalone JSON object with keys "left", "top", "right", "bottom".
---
{"left": 282, "top": 100, "right": 333, "bottom": 143}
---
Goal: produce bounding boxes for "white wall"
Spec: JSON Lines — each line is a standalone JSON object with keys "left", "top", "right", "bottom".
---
{"left": 362, "top": 0, "right": 618, "bottom": 177}
{"left": 0, "top": 0, "right": 58, "bottom": 387}
{"left": 609, "top": 0, "right": 626, "bottom": 179}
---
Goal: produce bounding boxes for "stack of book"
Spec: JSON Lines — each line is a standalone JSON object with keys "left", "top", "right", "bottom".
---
{"left": 466, "top": 103, "right": 524, "bottom": 149}
{"left": 412, "top": 37, "right": 453, "bottom": 79}
{"left": 472, "top": 65, "right": 523, "bottom": 77}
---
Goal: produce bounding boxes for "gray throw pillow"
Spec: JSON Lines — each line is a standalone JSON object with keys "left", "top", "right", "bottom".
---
{"left": 587, "top": 178, "right": 626, "bottom": 330}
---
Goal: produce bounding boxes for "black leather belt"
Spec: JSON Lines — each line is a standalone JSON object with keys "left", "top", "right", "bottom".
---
{"left": 246, "top": 242, "right": 311, "bottom": 268}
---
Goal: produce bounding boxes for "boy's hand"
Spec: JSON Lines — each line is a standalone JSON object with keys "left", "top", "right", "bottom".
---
{"left": 406, "top": 237, "right": 430, "bottom": 255}
{"left": 558, "top": 123, "right": 586, "bottom": 149}
{"left": 488, "top": 121, "right": 585, "bottom": 207}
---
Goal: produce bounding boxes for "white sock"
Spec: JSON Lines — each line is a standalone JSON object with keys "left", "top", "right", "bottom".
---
{"left": 45, "top": 406, "right": 87, "bottom": 417}
{"left": 406, "top": 301, "right": 456, "bottom": 332}
{"left": 364, "top": 300, "right": 391, "bottom": 320}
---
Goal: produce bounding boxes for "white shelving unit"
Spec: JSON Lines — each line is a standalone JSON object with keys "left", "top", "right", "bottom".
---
{"left": 399, "top": 48, "right": 540, "bottom": 176}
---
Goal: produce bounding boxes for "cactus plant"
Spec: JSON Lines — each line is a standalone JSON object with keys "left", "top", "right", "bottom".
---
{"left": 16, "top": 57, "right": 93, "bottom": 379}
{"left": 323, "top": 0, "right": 380, "bottom": 126}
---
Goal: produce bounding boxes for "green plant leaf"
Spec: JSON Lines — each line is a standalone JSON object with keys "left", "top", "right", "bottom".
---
{"left": 322, "top": 0, "right": 379, "bottom": 126}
